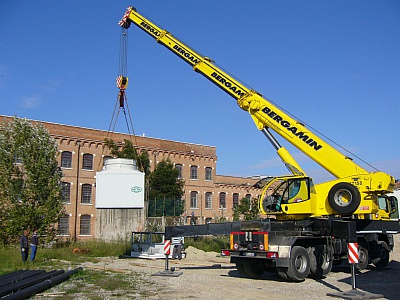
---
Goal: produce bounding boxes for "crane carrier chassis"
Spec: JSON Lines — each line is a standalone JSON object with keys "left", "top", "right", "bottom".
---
{"left": 119, "top": 6, "right": 400, "bottom": 282}
{"left": 166, "top": 218, "right": 399, "bottom": 282}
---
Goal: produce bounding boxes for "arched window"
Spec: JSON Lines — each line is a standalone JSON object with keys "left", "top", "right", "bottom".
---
{"left": 233, "top": 193, "right": 239, "bottom": 207}
{"left": 82, "top": 153, "right": 93, "bottom": 170}
{"left": 190, "top": 165, "right": 198, "bottom": 180}
{"left": 61, "top": 182, "right": 71, "bottom": 203}
{"left": 81, "top": 184, "right": 92, "bottom": 204}
{"left": 58, "top": 214, "right": 70, "bottom": 235}
{"left": 205, "top": 192, "right": 212, "bottom": 209}
{"left": 175, "top": 164, "right": 183, "bottom": 179}
{"left": 219, "top": 192, "right": 226, "bottom": 209}
{"left": 80, "top": 214, "right": 91, "bottom": 235}
{"left": 190, "top": 191, "right": 198, "bottom": 208}
{"left": 205, "top": 167, "right": 212, "bottom": 181}
{"left": 61, "top": 151, "right": 72, "bottom": 168}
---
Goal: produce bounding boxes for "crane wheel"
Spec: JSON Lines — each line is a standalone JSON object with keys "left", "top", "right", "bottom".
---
{"left": 356, "top": 243, "right": 369, "bottom": 270}
{"left": 235, "top": 263, "right": 247, "bottom": 277}
{"left": 328, "top": 182, "right": 361, "bottom": 215}
{"left": 308, "top": 244, "right": 333, "bottom": 279}
{"left": 243, "top": 260, "right": 265, "bottom": 278}
{"left": 285, "top": 246, "right": 310, "bottom": 282}
{"left": 372, "top": 242, "right": 390, "bottom": 268}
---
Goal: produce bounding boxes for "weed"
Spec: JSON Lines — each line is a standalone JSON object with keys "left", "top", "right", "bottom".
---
{"left": 185, "top": 236, "right": 229, "bottom": 252}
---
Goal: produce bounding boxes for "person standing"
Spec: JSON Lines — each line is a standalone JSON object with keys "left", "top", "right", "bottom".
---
{"left": 30, "top": 229, "right": 39, "bottom": 261}
{"left": 20, "top": 230, "right": 29, "bottom": 263}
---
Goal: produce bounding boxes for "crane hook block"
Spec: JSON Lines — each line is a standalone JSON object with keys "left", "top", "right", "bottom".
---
{"left": 118, "top": 90, "right": 125, "bottom": 108}
{"left": 116, "top": 76, "right": 128, "bottom": 90}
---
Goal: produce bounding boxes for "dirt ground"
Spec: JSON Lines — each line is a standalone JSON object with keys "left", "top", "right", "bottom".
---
{"left": 81, "top": 235, "right": 400, "bottom": 300}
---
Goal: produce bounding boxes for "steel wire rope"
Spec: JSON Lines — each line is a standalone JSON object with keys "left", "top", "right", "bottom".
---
{"left": 97, "top": 97, "right": 120, "bottom": 171}
{"left": 211, "top": 59, "right": 379, "bottom": 172}
{"left": 98, "top": 27, "right": 144, "bottom": 172}
{"left": 119, "top": 27, "right": 143, "bottom": 170}
{"left": 265, "top": 96, "right": 379, "bottom": 172}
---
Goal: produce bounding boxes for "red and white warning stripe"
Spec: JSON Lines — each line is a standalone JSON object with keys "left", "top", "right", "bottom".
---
{"left": 118, "top": 7, "right": 132, "bottom": 26}
{"left": 347, "top": 242, "right": 358, "bottom": 264}
{"left": 116, "top": 76, "right": 128, "bottom": 90}
{"left": 164, "top": 240, "right": 171, "bottom": 255}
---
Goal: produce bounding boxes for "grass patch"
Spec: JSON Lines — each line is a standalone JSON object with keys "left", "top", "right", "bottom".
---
{"left": 0, "top": 239, "right": 160, "bottom": 299}
{"left": 185, "top": 236, "right": 229, "bottom": 253}
{"left": 0, "top": 239, "right": 131, "bottom": 275}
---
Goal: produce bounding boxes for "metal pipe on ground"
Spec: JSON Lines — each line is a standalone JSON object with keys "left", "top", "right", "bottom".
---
{"left": 0, "top": 270, "right": 37, "bottom": 284}
{"left": 0, "top": 270, "right": 26, "bottom": 281}
{"left": 0, "top": 270, "right": 45, "bottom": 288}
{"left": 0, "top": 270, "right": 64, "bottom": 298}
{"left": 2, "top": 267, "right": 83, "bottom": 300}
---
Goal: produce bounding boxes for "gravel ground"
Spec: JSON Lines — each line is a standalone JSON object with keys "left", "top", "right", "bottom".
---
{"left": 77, "top": 235, "right": 400, "bottom": 300}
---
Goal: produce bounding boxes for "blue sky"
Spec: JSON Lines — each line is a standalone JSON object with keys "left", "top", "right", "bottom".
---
{"left": 1, "top": 1, "right": 399, "bottom": 183}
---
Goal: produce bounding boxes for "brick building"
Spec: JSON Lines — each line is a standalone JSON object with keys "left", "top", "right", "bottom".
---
{"left": 1, "top": 116, "right": 260, "bottom": 240}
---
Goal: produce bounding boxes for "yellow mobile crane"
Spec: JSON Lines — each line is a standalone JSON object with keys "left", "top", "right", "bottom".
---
{"left": 119, "top": 7, "right": 399, "bottom": 281}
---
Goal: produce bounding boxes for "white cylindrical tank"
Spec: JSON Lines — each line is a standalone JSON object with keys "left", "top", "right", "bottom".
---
{"left": 95, "top": 158, "right": 145, "bottom": 208}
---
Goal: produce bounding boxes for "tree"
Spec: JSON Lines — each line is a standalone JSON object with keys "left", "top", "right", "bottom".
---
{"left": 232, "top": 197, "right": 260, "bottom": 221}
{"left": 0, "top": 117, "right": 64, "bottom": 244}
{"left": 104, "top": 138, "right": 150, "bottom": 176}
{"left": 148, "top": 158, "right": 185, "bottom": 217}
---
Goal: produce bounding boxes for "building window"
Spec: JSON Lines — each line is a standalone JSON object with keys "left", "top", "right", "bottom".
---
{"left": 233, "top": 193, "right": 239, "bottom": 207}
{"left": 61, "top": 151, "right": 72, "bottom": 168}
{"left": 190, "top": 191, "right": 198, "bottom": 208}
{"left": 80, "top": 214, "right": 91, "bottom": 235}
{"left": 245, "top": 194, "right": 252, "bottom": 200}
{"left": 175, "top": 164, "right": 183, "bottom": 179}
{"left": 81, "top": 184, "right": 92, "bottom": 204}
{"left": 205, "top": 167, "right": 212, "bottom": 181}
{"left": 61, "top": 182, "right": 71, "bottom": 203}
{"left": 219, "top": 192, "right": 226, "bottom": 209}
{"left": 58, "top": 214, "right": 69, "bottom": 235}
{"left": 82, "top": 153, "right": 93, "bottom": 170}
{"left": 190, "top": 165, "right": 198, "bottom": 180}
{"left": 205, "top": 192, "right": 212, "bottom": 209}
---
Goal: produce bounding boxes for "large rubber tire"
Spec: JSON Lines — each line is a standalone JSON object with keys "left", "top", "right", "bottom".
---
{"left": 356, "top": 244, "right": 369, "bottom": 270}
{"left": 286, "top": 246, "right": 310, "bottom": 282}
{"left": 309, "top": 245, "right": 333, "bottom": 279}
{"left": 328, "top": 182, "right": 361, "bottom": 215}
{"left": 277, "top": 267, "right": 288, "bottom": 280}
{"left": 243, "top": 260, "right": 265, "bottom": 278}
{"left": 236, "top": 263, "right": 248, "bottom": 277}
{"left": 372, "top": 243, "right": 390, "bottom": 268}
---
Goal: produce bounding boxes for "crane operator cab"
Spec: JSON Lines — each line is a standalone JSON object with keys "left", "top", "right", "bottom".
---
{"left": 256, "top": 176, "right": 315, "bottom": 217}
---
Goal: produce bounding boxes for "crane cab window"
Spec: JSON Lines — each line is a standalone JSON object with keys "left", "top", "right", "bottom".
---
{"left": 262, "top": 178, "right": 311, "bottom": 212}
{"left": 275, "top": 178, "right": 310, "bottom": 205}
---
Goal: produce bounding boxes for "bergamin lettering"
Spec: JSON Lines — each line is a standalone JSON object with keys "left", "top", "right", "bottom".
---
{"left": 173, "top": 45, "right": 200, "bottom": 64}
{"left": 140, "top": 21, "right": 161, "bottom": 37}
{"left": 262, "top": 107, "right": 322, "bottom": 151}
{"left": 211, "top": 72, "right": 245, "bottom": 97}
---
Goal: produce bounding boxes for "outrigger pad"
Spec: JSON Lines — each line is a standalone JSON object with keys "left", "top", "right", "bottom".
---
{"left": 327, "top": 289, "right": 384, "bottom": 300}
{"left": 151, "top": 270, "right": 183, "bottom": 277}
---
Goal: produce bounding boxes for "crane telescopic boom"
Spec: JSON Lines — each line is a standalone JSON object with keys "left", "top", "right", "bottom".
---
{"left": 119, "top": 7, "right": 396, "bottom": 220}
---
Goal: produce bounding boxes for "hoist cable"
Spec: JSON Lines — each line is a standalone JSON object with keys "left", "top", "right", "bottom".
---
{"left": 119, "top": 29, "right": 128, "bottom": 77}
{"left": 99, "top": 25, "right": 144, "bottom": 172}
{"left": 267, "top": 97, "right": 379, "bottom": 172}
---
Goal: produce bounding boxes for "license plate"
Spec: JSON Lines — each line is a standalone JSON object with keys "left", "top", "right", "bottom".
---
{"left": 245, "top": 252, "right": 255, "bottom": 256}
